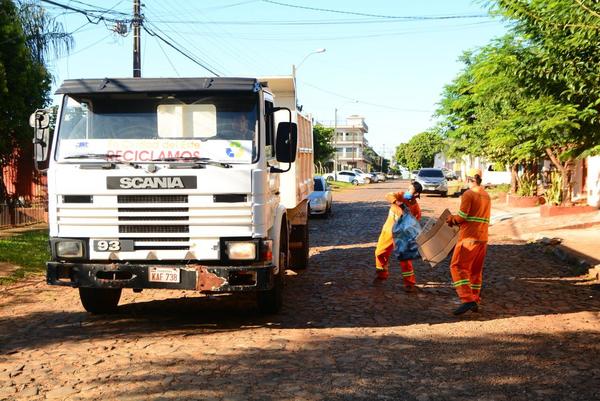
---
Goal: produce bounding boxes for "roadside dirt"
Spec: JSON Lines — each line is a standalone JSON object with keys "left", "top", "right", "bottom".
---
{"left": 0, "top": 182, "right": 598, "bottom": 400}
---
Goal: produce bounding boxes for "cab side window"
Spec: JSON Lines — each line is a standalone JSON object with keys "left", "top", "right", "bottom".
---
{"left": 265, "top": 101, "right": 275, "bottom": 158}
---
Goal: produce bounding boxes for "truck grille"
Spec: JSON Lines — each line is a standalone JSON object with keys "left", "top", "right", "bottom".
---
{"left": 119, "top": 237, "right": 190, "bottom": 250}
{"left": 118, "top": 216, "right": 189, "bottom": 221}
{"left": 119, "top": 225, "right": 189, "bottom": 234}
{"left": 117, "top": 195, "right": 188, "bottom": 204}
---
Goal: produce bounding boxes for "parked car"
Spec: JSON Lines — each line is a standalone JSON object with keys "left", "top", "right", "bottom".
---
{"left": 371, "top": 171, "right": 386, "bottom": 182}
{"left": 442, "top": 167, "right": 459, "bottom": 181}
{"left": 414, "top": 168, "right": 448, "bottom": 197}
{"left": 351, "top": 168, "right": 372, "bottom": 184}
{"left": 323, "top": 170, "right": 366, "bottom": 185}
{"left": 309, "top": 176, "right": 333, "bottom": 217}
{"left": 369, "top": 173, "right": 379, "bottom": 183}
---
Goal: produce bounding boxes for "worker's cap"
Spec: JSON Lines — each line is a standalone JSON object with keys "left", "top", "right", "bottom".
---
{"left": 467, "top": 168, "right": 482, "bottom": 178}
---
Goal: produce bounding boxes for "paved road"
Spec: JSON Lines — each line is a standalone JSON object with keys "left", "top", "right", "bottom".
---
{"left": 1, "top": 182, "right": 599, "bottom": 400}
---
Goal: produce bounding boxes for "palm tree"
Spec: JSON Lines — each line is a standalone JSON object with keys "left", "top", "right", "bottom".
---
{"left": 16, "top": 0, "right": 74, "bottom": 65}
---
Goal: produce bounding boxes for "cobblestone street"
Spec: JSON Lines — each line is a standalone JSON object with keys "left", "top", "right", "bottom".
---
{"left": 1, "top": 181, "right": 599, "bottom": 401}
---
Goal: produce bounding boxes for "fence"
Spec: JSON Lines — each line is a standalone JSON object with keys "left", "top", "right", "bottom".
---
{"left": 0, "top": 203, "right": 47, "bottom": 228}
{"left": 1, "top": 147, "right": 48, "bottom": 229}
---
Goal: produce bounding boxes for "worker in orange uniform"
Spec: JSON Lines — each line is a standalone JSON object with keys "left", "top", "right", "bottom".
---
{"left": 446, "top": 168, "right": 491, "bottom": 315}
{"left": 375, "top": 182, "right": 423, "bottom": 290}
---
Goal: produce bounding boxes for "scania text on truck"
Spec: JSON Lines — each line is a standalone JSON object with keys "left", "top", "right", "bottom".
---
{"left": 30, "top": 76, "right": 313, "bottom": 314}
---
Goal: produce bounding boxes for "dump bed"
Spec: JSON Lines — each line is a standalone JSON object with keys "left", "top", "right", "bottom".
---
{"left": 261, "top": 76, "right": 314, "bottom": 209}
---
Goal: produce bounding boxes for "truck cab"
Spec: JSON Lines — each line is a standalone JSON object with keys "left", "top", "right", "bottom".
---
{"left": 31, "top": 76, "right": 313, "bottom": 314}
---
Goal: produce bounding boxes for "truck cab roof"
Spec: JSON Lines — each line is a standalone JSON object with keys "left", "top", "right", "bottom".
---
{"left": 55, "top": 77, "right": 262, "bottom": 95}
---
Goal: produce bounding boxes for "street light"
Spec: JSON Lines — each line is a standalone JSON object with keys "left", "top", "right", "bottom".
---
{"left": 293, "top": 48, "right": 326, "bottom": 76}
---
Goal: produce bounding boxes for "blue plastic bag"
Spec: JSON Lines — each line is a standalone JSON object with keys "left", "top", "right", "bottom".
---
{"left": 392, "top": 204, "right": 422, "bottom": 261}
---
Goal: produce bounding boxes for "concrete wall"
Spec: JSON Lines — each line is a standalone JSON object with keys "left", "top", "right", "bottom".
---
{"left": 586, "top": 156, "right": 600, "bottom": 208}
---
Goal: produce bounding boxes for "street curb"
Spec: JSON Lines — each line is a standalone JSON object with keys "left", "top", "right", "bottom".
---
{"left": 551, "top": 244, "right": 593, "bottom": 272}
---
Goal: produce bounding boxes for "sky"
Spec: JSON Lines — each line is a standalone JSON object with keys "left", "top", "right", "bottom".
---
{"left": 44, "top": 0, "right": 508, "bottom": 160}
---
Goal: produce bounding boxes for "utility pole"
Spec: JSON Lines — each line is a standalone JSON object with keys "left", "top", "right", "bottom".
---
{"left": 333, "top": 108, "right": 338, "bottom": 178}
{"left": 133, "top": 0, "right": 142, "bottom": 77}
{"left": 381, "top": 144, "right": 386, "bottom": 172}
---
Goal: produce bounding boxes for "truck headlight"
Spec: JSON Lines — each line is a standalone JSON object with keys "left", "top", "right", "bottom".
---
{"left": 225, "top": 241, "right": 257, "bottom": 260}
{"left": 56, "top": 240, "right": 84, "bottom": 258}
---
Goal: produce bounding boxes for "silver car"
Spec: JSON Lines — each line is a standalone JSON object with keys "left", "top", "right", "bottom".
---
{"left": 415, "top": 168, "right": 448, "bottom": 197}
{"left": 309, "top": 176, "right": 333, "bottom": 217}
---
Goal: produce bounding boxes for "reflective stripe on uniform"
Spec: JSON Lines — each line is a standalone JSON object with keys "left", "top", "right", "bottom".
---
{"left": 402, "top": 271, "right": 414, "bottom": 277}
{"left": 458, "top": 210, "right": 489, "bottom": 224}
{"left": 470, "top": 284, "right": 482, "bottom": 289}
{"left": 453, "top": 279, "right": 470, "bottom": 287}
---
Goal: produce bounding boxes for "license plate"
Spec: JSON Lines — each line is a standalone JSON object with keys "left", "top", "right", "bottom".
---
{"left": 148, "top": 267, "right": 180, "bottom": 283}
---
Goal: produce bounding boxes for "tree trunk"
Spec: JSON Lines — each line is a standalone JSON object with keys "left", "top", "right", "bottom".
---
{"left": 0, "top": 173, "right": 16, "bottom": 226}
{"left": 545, "top": 147, "right": 574, "bottom": 205}
{"left": 510, "top": 163, "right": 518, "bottom": 193}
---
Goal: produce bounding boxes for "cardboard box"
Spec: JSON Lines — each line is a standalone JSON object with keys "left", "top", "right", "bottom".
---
{"left": 416, "top": 209, "right": 459, "bottom": 267}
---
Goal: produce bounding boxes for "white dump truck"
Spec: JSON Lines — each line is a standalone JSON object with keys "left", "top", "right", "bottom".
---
{"left": 30, "top": 76, "right": 313, "bottom": 314}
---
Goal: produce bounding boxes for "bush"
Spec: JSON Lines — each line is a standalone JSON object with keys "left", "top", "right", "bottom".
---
{"left": 544, "top": 172, "right": 562, "bottom": 206}
{"left": 517, "top": 172, "right": 537, "bottom": 196}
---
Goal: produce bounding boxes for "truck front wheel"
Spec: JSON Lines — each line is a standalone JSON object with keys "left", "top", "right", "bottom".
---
{"left": 79, "top": 287, "right": 122, "bottom": 314}
{"left": 257, "top": 225, "right": 287, "bottom": 314}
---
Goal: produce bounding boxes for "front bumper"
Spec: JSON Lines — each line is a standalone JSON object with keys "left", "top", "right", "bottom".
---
{"left": 47, "top": 262, "right": 275, "bottom": 292}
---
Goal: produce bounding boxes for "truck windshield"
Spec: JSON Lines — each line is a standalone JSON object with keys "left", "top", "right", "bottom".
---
{"left": 55, "top": 92, "right": 258, "bottom": 163}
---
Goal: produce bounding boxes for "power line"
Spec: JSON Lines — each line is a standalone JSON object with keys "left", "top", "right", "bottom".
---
{"left": 301, "top": 81, "right": 432, "bottom": 113}
{"left": 145, "top": 2, "right": 231, "bottom": 76}
{"left": 40, "top": 0, "right": 126, "bottom": 23}
{"left": 142, "top": 23, "right": 222, "bottom": 76}
{"left": 153, "top": 34, "right": 180, "bottom": 77}
{"left": 155, "top": 21, "right": 496, "bottom": 42}
{"left": 260, "top": 0, "right": 489, "bottom": 20}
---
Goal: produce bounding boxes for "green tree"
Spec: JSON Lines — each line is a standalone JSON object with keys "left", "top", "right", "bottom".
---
{"left": 394, "top": 131, "right": 444, "bottom": 171}
{"left": 484, "top": 0, "right": 600, "bottom": 201}
{"left": 0, "top": 1, "right": 71, "bottom": 218}
{"left": 312, "top": 124, "right": 335, "bottom": 165}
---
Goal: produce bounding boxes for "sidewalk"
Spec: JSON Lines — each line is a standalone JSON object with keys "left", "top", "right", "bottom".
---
{"left": 490, "top": 204, "right": 600, "bottom": 266}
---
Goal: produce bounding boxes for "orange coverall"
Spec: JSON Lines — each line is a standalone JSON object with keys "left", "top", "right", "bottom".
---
{"left": 447, "top": 186, "right": 491, "bottom": 303}
{"left": 375, "top": 191, "right": 422, "bottom": 286}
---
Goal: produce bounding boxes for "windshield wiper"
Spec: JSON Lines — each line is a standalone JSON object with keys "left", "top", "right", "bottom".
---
{"left": 151, "top": 156, "right": 231, "bottom": 168}
{"left": 64, "top": 153, "right": 120, "bottom": 160}
{"left": 64, "top": 153, "right": 140, "bottom": 168}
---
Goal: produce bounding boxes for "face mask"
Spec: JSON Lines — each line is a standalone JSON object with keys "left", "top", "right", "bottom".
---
{"left": 403, "top": 192, "right": 413, "bottom": 200}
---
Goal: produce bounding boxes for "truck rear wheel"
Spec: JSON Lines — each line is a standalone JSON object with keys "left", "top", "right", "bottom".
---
{"left": 257, "top": 225, "right": 287, "bottom": 314}
{"left": 79, "top": 287, "right": 122, "bottom": 314}
{"left": 289, "top": 224, "right": 309, "bottom": 270}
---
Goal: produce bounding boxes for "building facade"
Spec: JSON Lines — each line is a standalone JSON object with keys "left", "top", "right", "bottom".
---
{"left": 323, "top": 115, "right": 370, "bottom": 171}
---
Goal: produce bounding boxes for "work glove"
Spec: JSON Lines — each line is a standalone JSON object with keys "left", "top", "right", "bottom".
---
{"left": 446, "top": 215, "right": 455, "bottom": 227}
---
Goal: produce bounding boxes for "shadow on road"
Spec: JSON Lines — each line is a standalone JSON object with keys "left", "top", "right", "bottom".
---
{"left": 1, "top": 199, "right": 599, "bottom": 357}
{"left": 53, "top": 331, "right": 600, "bottom": 400}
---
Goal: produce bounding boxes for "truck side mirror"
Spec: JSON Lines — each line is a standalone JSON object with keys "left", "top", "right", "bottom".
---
{"left": 275, "top": 122, "right": 297, "bottom": 164}
{"left": 30, "top": 109, "right": 51, "bottom": 169}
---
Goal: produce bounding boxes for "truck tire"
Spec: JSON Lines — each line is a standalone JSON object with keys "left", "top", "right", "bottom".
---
{"left": 289, "top": 224, "right": 309, "bottom": 270}
{"left": 79, "top": 287, "right": 122, "bottom": 314}
{"left": 326, "top": 176, "right": 334, "bottom": 182}
{"left": 257, "top": 225, "right": 287, "bottom": 314}
{"left": 441, "top": 191, "right": 448, "bottom": 198}
{"left": 352, "top": 180, "right": 359, "bottom": 185}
